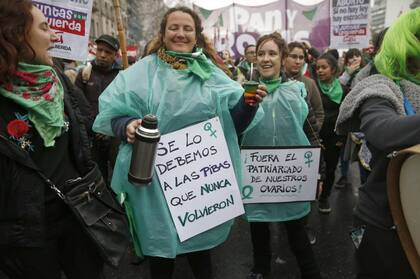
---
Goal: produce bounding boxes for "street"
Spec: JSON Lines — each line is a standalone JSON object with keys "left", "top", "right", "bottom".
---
{"left": 0, "top": 163, "right": 360, "bottom": 279}
{"left": 104, "top": 163, "right": 360, "bottom": 279}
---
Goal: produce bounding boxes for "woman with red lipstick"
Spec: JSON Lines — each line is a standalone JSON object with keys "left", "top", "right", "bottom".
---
{"left": 0, "top": 1, "right": 104, "bottom": 278}
{"left": 93, "top": 6, "right": 267, "bottom": 279}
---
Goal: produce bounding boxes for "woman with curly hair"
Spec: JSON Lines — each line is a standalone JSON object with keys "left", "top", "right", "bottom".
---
{"left": 0, "top": 1, "right": 104, "bottom": 278}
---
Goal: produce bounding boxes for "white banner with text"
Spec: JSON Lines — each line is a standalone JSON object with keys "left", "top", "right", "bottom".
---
{"left": 241, "top": 147, "right": 321, "bottom": 204}
{"left": 34, "top": 0, "right": 93, "bottom": 61}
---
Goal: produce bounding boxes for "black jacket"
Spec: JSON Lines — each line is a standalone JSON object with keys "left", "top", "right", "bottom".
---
{"left": 0, "top": 72, "right": 94, "bottom": 247}
{"left": 357, "top": 97, "right": 420, "bottom": 229}
{"left": 75, "top": 60, "right": 120, "bottom": 116}
{"left": 318, "top": 83, "right": 348, "bottom": 142}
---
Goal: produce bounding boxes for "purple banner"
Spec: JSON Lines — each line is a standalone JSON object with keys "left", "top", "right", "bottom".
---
{"left": 195, "top": 0, "right": 330, "bottom": 58}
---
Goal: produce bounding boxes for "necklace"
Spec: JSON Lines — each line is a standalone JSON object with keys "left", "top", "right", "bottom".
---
{"left": 157, "top": 48, "right": 188, "bottom": 70}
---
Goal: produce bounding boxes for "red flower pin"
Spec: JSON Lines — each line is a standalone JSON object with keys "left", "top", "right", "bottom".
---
{"left": 7, "top": 119, "right": 29, "bottom": 138}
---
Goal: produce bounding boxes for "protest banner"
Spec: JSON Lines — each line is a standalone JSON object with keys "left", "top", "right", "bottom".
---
{"left": 241, "top": 147, "right": 321, "bottom": 204}
{"left": 330, "top": 0, "right": 370, "bottom": 49}
{"left": 195, "top": 0, "right": 330, "bottom": 57}
{"left": 33, "top": 0, "right": 93, "bottom": 61}
{"left": 155, "top": 117, "right": 245, "bottom": 242}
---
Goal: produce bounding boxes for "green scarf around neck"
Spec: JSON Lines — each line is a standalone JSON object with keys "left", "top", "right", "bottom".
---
{"left": 0, "top": 62, "right": 65, "bottom": 147}
{"left": 165, "top": 48, "right": 213, "bottom": 81}
{"left": 260, "top": 77, "right": 281, "bottom": 94}
{"left": 317, "top": 78, "right": 343, "bottom": 104}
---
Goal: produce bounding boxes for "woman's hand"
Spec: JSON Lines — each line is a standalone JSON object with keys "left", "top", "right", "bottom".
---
{"left": 347, "top": 60, "right": 361, "bottom": 75}
{"left": 245, "top": 84, "right": 268, "bottom": 107}
{"left": 126, "top": 119, "right": 142, "bottom": 144}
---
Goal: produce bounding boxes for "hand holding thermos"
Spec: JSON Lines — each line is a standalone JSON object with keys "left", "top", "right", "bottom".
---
{"left": 126, "top": 119, "right": 143, "bottom": 144}
{"left": 128, "top": 114, "right": 161, "bottom": 186}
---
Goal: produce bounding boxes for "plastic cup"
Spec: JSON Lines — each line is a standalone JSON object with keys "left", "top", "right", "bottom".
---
{"left": 243, "top": 81, "right": 259, "bottom": 99}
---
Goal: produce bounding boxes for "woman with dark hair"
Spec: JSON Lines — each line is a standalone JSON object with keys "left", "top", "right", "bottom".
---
{"left": 315, "top": 53, "right": 348, "bottom": 213}
{"left": 352, "top": 28, "right": 389, "bottom": 87}
{"left": 241, "top": 32, "right": 322, "bottom": 279}
{"left": 336, "top": 8, "right": 419, "bottom": 278}
{"left": 335, "top": 48, "right": 363, "bottom": 188}
{"left": 326, "top": 48, "right": 339, "bottom": 61}
{"left": 0, "top": 1, "right": 104, "bottom": 278}
{"left": 339, "top": 48, "right": 364, "bottom": 87}
{"left": 93, "top": 6, "right": 266, "bottom": 279}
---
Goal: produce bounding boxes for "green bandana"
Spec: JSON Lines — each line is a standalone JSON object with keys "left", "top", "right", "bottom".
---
{"left": 317, "top": 78, "right": 343, "bottom": 104}
{"left": 260, "top": 78, "right": 281, "bottom": 94}
{"left": 165, "top": 48, "right": 212, "bottom": 80}
{"left": 0, "top": 62, "right": 65, "bottom": 147}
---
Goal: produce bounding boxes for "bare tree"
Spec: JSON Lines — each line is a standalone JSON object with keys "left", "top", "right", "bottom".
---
{"left": 138, "top": 0, "right": 168, "bottom": 51}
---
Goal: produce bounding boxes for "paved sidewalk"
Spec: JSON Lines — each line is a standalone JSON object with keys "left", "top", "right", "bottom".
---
{"left": 0, "top": 163, "right": 360, "bottom": 279}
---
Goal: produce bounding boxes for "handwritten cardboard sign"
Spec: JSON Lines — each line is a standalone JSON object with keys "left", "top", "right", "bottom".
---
{"left": 241, "top": 147, "right": 321, "bottom": 204}
{"left": 155, "top": 117, "right": 244, "bottom": 242}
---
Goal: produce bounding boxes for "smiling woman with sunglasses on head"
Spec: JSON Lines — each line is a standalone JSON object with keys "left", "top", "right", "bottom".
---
{"left": 0, "top": 1, "right": 105, "bottom": 278}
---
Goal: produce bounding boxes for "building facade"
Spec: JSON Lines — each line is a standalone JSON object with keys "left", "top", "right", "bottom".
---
{"left": 89, "top": 0, "right": 128, "bottom": 40}
{"left": 370, "top": 0, "right": 415, "bottom": 35}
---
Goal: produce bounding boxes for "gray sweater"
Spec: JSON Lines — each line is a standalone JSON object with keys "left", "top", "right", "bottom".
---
{"left": 336, "top": 74, "right": 420, "bottom": 228}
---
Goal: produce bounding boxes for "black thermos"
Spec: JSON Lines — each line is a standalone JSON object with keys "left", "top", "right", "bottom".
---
{"left": 128, "top": 114, "right": 160, "bottom": 185}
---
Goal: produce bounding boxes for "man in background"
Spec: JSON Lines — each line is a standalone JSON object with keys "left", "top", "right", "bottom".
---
{"left": 237, "top": 44, "right": 258, "bottom": 81}
{"left": 75, "top": 34, "right": 121, "bottom": 184}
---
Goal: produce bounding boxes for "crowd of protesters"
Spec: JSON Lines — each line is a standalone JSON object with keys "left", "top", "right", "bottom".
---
{"left": 0, "top": 0, "right": 419, "bottom": 279}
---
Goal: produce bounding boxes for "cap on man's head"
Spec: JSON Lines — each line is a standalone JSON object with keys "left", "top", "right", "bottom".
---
{"left": 95, "top": 34, "right": 120, "bottom": 51}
